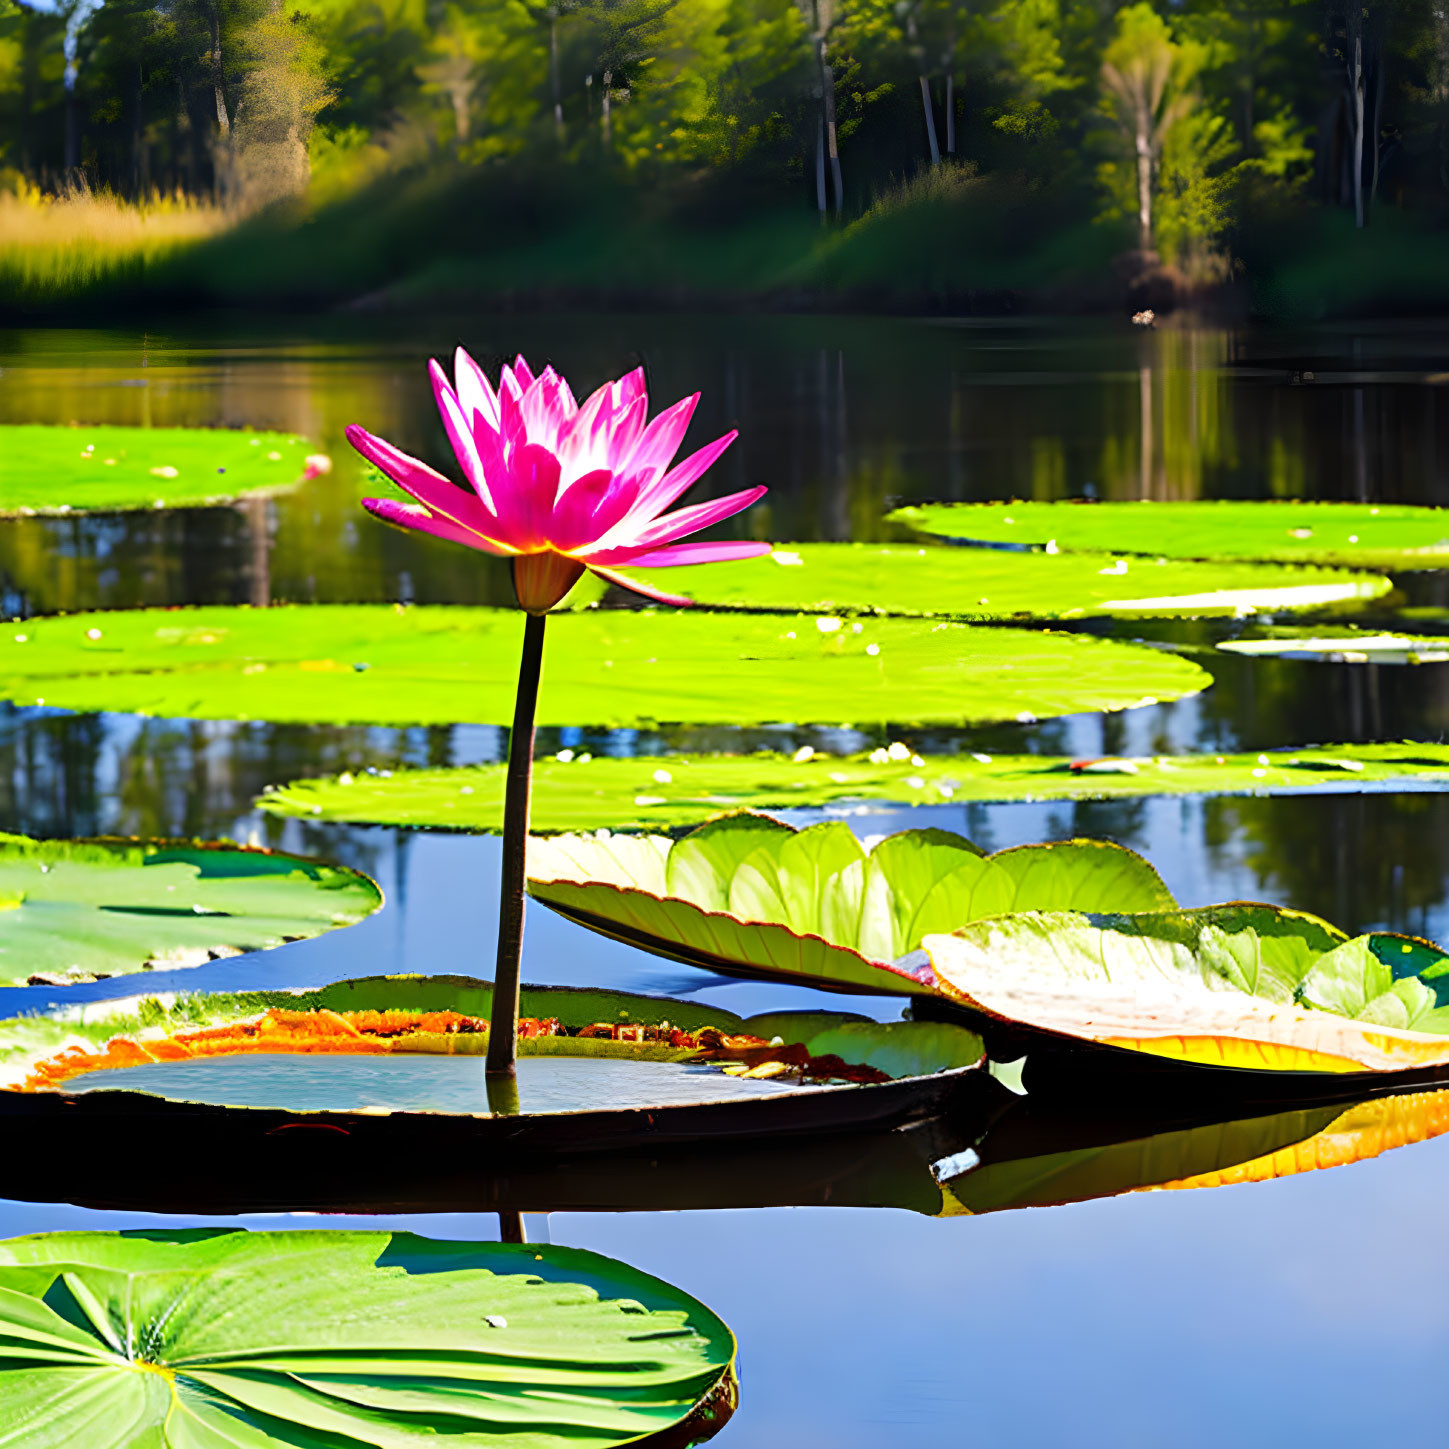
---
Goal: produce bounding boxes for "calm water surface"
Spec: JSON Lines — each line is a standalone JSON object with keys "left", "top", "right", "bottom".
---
{"left": 2, "top": 315, "right": 1449, "bottom": 1445}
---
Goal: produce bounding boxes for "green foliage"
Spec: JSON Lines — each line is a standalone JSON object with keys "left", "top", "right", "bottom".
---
{"left": 0, "top": 1230, "right": 735, "bottom": 1448}
{"left": 7, "top": 0, "right": 1448, "bottom": 313}
{"left": 258, "top": 743, "right": 1449, "bottom": 834}
{"left": 528, "top": 813, "right": 1171, "bottom": 995}
{"left": 0, "top": 424, "right": 315, "bottom": 514}
{"left": 0, "top": 833, "right": 381, "bottom": 986}
{"left": 0, "top": 602, "right": 1210, "bottom": 728}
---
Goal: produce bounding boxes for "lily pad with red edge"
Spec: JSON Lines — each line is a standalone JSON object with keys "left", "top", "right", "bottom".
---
{"left": 922, "top": 904, "right": 1449, "bottom": 1075}
{"left": 526, "top": 813, "right": 1173, "bottom": 998}
{"left": 0, "top": 423, "right": 319, "bottom": 514}
{"left": 0, "top": 973, "right": 1001, "bottom": 1213}
{"left": 0, "top": 1228, "right": 736, "bottom": 1449}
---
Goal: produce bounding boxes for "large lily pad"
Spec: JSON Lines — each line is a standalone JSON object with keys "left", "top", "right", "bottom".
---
{"left": 528, "top": 814, "right": 1172, "bottom": 997}
{"left": 0, "top": 976, "right": 996, "bottom": 1213}
{"left": 0, "top": 424, "right": 318, "bottom": 513}
{"left": 260, "top": 741, "right": 1449, "bottom": 833}
{"left": 923, "top": 904, "right": 1449, "bottom": 1074}
{"left": 612, "top": 542, "right": 1390, "bottom": 619}
{"left": 0, "top": 604, "right": 1210, "bottom": 728}
{"left": 5, "top": 975, "right": 987, "bottom": 1101}
{"left": 890, "top": 499, "right": 1449, "bottom": 568}
{"left": 1218, "top": 631, "right": 1449, "bottom": 665}
{"left": 0, "top": 833, "right": 381, "bottom": 987}
{"left": 0, "top": 1229, "right": 735, "bottom": 1449}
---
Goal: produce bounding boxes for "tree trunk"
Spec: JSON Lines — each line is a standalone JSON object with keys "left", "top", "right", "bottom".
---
{"left": 944, "top": 71, "right": 955, "bottom": 154}
{"left": 602, "top": 67, "right": 612, "bottom": 147}
{"left": 132, "top": 60, "right": 144, "bottom": 198}
{"left": 550, "top": 12, "right": 564, "bottom": 138}
{"left": 1135, "top": 120, "right": 1152, "bottom": 250}
{"left": 818, "top": 38, "right": 842, "bottom": 213}
{"left": 814, "top": 113, "right": 826, "bottom": 213}
{"left": 64, "top": 88, "right": 79, "bottom": 173}
{"left": 1369, "top": 52, "right": 1384, "bottom": 207}
{"left": 1351, "top": 30, "right": 1365, "bottom": 228}
{"left": 919, "top": 74, "right": 940, "bottom": 165}
{"left": 203, "top": 0, "right": 230, "bottom": 138}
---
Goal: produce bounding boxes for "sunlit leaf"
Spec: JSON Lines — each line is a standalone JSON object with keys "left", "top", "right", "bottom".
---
{"left": 0, "top": 1229, "right": 735, "bottom": 1448}
{"left": 924, "top": 905, "right": 1449, "bottom": 1073}
{"left": 258, "top": 742, "right": 1449, "bottom": 833}
{"left": 0, "top": 425, "right": 318, "bottom": 514}
{"left": 611, "top": 541, "right": 1390, "bottom": 617}
{"left": 890, "top": 499, "right": 1449, "bottom": 568}
{"left": 528, "top": 814, "right": 1172, "bottom": 997}
{"left": 0, "top": 605, "right": 1210, "bottom": 728}
{"left": 0, "top": 834, "right": 380, "bottom": 987}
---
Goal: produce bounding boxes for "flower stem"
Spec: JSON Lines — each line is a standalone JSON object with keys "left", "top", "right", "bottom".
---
{"left": 486, "top": 610, "right": 546, "bottom": 1077}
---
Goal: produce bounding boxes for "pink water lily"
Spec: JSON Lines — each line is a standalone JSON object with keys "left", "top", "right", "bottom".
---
{"left": 348, "top": 350, "right": 769, "bottom": 612}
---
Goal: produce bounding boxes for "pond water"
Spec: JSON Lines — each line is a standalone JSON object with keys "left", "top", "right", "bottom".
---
{"left": 2, "top": 315, "right": 1449, "bottom": 1445}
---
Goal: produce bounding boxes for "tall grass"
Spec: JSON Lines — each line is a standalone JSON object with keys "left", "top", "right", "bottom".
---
{"left": 0, "top": 180, "right": 227, "bottom": 303}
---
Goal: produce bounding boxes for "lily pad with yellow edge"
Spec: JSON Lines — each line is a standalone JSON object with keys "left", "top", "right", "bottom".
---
{"left": 922, "top": 905, "right": 1449, "bottom": 1074}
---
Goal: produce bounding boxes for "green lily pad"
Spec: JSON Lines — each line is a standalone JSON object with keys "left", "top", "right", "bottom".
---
{"left": 890, "top": 499, "right": 1449, "bottom": 569}
{"left": 923, "top": 904, "right": 1449, "bottom": 1074}
{"left": 0, "top": 833, "right": 381, "bottom": 987}
{"left": 0, "top": 1229, "right": 735, "bottom": 1448}
{"left": 528, "top": 813, "right": 1173, "bottom": 997}
{"left": 612, "top": 542, "right": 1390, "bottom": 619}
{"left": 258, "top": 741, "right": 1449, "bottom": 833}
{"left": 0, "top": 604, "right": 1210, "bottom": 728}
{"left": 1217, "top": 631, "right": 1449, "bottom": 665}
{"left": 0, "top": 425, "right": 319, "bottom": 514}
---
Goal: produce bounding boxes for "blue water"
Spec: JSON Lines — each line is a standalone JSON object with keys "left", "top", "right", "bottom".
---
{"left": 3, "top": 316, "right": 1449, "bottom": 1446}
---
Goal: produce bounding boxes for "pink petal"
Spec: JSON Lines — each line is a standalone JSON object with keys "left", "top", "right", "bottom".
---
{"left": 513, "top": 355, "right": 537, "bottom": 390}
{"left": 521, "top": 370, "right": 573, "bottom": 451}
{"left": 429, "top": 360, "right": 494, "bottom": 507}
{"left": 346, "top": 424, "right": 514, "bottom": 545}
{"left": 588, "top": 564, "right": 694, "bottom": 608}
{"left": 362, "top": 497, "right": 512, "bottom": 557}
{"left": 453, "top": 347, "right": 500, "bottom": 431}
{"left": 604, "top": 394, "right": 648, "bottom": 469}
{"left": 549, "top": 468, "right": 641, "bottom": 553}
{"left": 632, "top": 430, "right": 739, "bottom": 519}
{"left": 622, "top": 393, "right": 698, "bottom": 484}
{"left": 594, "top": 539, "right": 773, "bottom": 569}
{"left": 613, "top": 366, "right": 646, "bottom": 411}
{"left": 508, "top": 443, "right": 563, "bottom": 552}
{"left": 622, "top": 485, "right": 768, "bottom": 551}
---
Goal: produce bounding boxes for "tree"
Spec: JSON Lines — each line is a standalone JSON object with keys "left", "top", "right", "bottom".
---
{"left": 1101, "top": 1, "right": 1194, "bottom": 251}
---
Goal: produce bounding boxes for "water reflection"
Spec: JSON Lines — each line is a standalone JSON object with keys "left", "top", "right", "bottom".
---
{"left": 3, "top": 319, "right": 1449, "bottom": 619}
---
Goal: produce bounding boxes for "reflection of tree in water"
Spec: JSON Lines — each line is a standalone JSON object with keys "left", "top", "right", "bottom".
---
{"left": 1195, "top": 650, "right": 1449, "bottom": 754}
{"left": 1205, "top": 793, "right": 1449, "bottom": 940}
{"left": 0, "top": 711, "right": 106, "bottom": 837}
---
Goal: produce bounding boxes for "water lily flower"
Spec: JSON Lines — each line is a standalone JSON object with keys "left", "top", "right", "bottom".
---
{"left": 347, "top": 349, "right": 770, "bottom": 1082}
{"left": 348, "top": 350, "right": 769, "bottom": 613}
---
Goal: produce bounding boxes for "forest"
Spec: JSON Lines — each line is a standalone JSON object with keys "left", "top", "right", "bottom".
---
{"left": 2, "top": 0, "right": 1449, "bottom": 313}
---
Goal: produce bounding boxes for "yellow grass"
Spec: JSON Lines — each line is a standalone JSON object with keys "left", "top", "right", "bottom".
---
{"left": 0, "top": 182, "right": 228, "bottom": 297}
